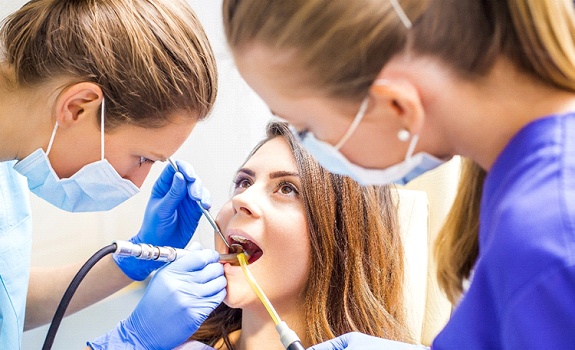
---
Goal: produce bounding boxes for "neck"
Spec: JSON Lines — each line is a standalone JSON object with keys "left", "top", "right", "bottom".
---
{"left": 413, "top": 57, "right": 575, "bottom": 170}
{"left": 0, "top": 65, "right": 54, "bottom": 162}
{"left": 235, "top": 299, "right": 309, "bottom": 350}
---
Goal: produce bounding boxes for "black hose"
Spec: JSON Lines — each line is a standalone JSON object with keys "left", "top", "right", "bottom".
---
{"left": 287, "top": 340, "right": 306, "bottom": 350}
{"left": 42, "top": 243, "right": 117, "bottom": 350}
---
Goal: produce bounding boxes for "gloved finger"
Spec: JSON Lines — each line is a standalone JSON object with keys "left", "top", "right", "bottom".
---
{"left": 175, "top": 160, "right": 198, "bottom": 183}
{"left": 188, "top": 262, "right": 224, "bottom": 284}
{"left": 163, "top": 172, "right": 187, "bottom": 206}
{"left": 191, "top": 275, "right": 228, "bottom": 298}
{"left": 187, "top": 176, "right": 203, "bottom": 200}
{"left": 169, "top": 248, "right": 220, "bottom": 272}
{"left": 308, "top": 335, "right": 349, "bottom": 350}
{"left": 185, "top": 241, "right": 203, "bottom": 251}
{"left": 151, "top": 162, "right": 177, "bottom": 197}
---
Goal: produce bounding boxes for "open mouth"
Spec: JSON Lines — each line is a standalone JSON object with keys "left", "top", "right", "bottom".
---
{"left": 229, "top": 235, "right": 263, "bottom": 264}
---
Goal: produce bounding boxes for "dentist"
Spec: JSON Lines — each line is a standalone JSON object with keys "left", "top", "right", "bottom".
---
{"left": 1, "top": 0, "right": 225, "bottom": 349}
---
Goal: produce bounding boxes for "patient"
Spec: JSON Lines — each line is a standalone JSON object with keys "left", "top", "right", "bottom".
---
{"left": 179, "top": 121, "right": 413, "bottom": 349}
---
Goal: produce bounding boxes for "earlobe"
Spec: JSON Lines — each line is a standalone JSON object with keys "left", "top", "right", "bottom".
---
{"left": 370, "top": 78, "right": 425, "bottom": 135}
{"left": 55, "top": 82, "right": 103, "bottom": 128}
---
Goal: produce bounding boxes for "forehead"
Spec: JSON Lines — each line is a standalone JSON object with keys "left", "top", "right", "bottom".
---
{"left": 243, "top": 137, "right": 298, "bottom": 173}
{"left": 234, "top": 44, "right": 358, "bottom": 130}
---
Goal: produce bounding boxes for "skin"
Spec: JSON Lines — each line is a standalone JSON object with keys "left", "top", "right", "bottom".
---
{"left": 214, "top": 137, "right": 312, "bottom": 350}
{"left": 233, "top": 44, "right": 575, "bottom": 172}
{"left": 0, "top": 73, "right": 198, "bottom": 331}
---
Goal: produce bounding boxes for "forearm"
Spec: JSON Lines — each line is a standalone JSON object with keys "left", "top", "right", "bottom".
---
{"left": 25, "top": 255, "right": 133, "bottom": 330}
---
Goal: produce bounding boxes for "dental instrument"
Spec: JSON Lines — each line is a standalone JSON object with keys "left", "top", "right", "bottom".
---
{"left": 167, "top": 158, "right": 234, "bottom": 251}
{"left": 237, "top": 253, "right": 305, "bottom": 350}
{"left": 43, "top": 240, "right": 250, "bottom": 349}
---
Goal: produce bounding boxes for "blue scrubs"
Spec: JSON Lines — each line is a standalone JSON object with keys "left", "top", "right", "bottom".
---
{"left": 0, "top": 161, "right": 32, "bottom": 349}
{"left": 434, "top": 114, "right": 575, "bottom": 349}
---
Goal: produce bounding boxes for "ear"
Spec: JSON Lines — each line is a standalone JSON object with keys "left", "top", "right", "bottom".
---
{"left": 55, "top": 82, "right": 103, "bottom": 129}
{"left": 369, "top": 78, "right": 424, "bottom": 135}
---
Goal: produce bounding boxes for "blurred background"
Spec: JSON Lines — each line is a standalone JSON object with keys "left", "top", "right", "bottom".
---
{"left": 1, "top": 0, "right": 273, "bottom": 348}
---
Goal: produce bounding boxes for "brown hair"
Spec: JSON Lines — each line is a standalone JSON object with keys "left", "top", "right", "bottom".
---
{"left": 192, "top": 121, "right": 411, "bottom": 347}
{"left": 222, "top": 0, "right": 575, "bottom": 303}
{"left": 1, "top": 0, "right": 217, "bottom": 129}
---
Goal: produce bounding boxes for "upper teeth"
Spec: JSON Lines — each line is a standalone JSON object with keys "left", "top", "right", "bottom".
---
{"left": 230, "top": 235, "right": 249, "bottom": 243}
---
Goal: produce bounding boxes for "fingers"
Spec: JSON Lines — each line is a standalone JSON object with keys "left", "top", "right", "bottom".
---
{"left": 192, "top": 273, "right": 228, "bottom": 298}
{"left": 176, "top": 160, "right": 212, "bottom": 209}
{"left": 170, "top": 248, "right": 220, "bottom": 271}
{"left": 151, "top": 162, "right": 177, "bottom": 196}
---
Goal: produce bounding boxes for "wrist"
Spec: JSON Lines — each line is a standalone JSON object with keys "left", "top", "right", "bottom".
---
{"left": 87, "top": 320, "right": 147, "bottom": 350}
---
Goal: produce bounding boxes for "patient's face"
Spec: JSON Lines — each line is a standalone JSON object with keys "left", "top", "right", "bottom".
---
{"left": 215, "top": 137, "right": 311, "bottom": 312}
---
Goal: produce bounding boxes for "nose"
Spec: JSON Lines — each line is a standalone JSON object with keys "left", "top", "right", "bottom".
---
{"left": 231, "top": 186, "right": 262, "bottom": 218}
{"left": 124, "top": 164, "right": 153, "bottom": 188}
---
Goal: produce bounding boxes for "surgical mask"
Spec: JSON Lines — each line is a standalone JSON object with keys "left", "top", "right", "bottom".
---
{"left": 291, "top": 97, "right": 446, "bottom": 186}
{"left": 13, "top": 99, "right": 140, "bottom": 212}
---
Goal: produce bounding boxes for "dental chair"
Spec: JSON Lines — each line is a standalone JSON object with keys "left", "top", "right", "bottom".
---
{"left": 396, "top": 156, "right": 461, "bottom": 346}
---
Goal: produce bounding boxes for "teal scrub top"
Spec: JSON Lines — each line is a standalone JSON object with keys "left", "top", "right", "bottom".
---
{"left": 0, "top": 160, "right": 32, "bottom": 349}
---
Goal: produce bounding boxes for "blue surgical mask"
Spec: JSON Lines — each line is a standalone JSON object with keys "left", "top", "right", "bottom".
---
{"left": 13, "top": 99, "right": 140, "bottom": 212}
{"left": 291, "top": 97, "right": 446, "bottom": 186}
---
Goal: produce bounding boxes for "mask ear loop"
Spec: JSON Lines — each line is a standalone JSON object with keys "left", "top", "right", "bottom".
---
{"left": 390, "top": 0, "right": 412, "bottom": 29}
{"left": 45, "top": 122, "right": 59, "bottom": 156}
{"left": 100, "top": 98, "right": 105, "bottom": 160}
{"left": 335, "top": 97, "right": 370, "bottom": 150}
{"left": 405, "top": 134, "right": 419, "bottom": 160}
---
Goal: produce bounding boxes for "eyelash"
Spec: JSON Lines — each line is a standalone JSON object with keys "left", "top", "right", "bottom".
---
{"left": 277, "top": 180, "right": 300, "bottom": 196}
{"left": 233, "top": 175, "right": 252, "bottom": 189}
{"left": 138, "top": 156, "right": 155, "bottom": 167}
{"left": 232, "top": 176, "right": 300, "bottom": 197}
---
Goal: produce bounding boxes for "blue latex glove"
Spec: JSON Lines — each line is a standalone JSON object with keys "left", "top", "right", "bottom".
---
{"left": 88, "top": 242, "right": 226, "bottom": 350}
{"left": 115, "top": 160, "right": 211, "bottom": 280}
{"left": 309, "top": 332, "right": 430, "bottom": 350}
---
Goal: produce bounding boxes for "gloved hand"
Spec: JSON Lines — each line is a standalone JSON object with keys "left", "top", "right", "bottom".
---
{"left": 88, "top": 242, "right": 226, "bottom": 350}
{"left": 309, "top": 332, "right": 430, "bottom": 350}
{"left": 115, "top": 160, "right": 211, "bottom": 280}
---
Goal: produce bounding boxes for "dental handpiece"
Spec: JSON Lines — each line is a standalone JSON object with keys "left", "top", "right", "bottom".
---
{"left": 114, "top": 240, "right": 249, "bottom": 265}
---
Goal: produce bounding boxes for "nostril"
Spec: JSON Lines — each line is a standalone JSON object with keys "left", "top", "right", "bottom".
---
{"left": 239, "top": 206, "right": 252, "bottom": 215}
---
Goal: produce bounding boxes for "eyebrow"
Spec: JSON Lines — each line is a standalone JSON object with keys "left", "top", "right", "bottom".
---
{"left": 236, "top": 168, "right": 299, "bottom": 179}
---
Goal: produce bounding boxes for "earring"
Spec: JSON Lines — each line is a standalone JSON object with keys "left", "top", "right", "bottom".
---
{"left": 397, "top": 128, "right": 410, "bottom": 142}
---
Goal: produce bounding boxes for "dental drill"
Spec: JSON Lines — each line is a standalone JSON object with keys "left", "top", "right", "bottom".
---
{"left": 114, "top": 240, "right": 247, "bottom": 265}
{"left": 42, "top": 240, "right": 248, "bottom": 350}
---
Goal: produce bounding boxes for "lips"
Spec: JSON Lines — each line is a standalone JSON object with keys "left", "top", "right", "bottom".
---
{"left": 229, "top": 234, "right": 263, "bottom": 264}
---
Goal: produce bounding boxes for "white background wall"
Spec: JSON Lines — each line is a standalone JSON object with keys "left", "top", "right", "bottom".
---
{"left": 1, "top": 0, "right": 273, "bottom": 266}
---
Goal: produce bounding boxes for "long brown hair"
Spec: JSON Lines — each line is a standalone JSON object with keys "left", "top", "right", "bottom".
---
{"left": 192, "top": 121, "right": 410, "bottom": 347}
{"left": 1, "top": 0, "right": 217, "bottom": 129}
{"left": 222, "top": 0, "right": 575, "bottom": 304}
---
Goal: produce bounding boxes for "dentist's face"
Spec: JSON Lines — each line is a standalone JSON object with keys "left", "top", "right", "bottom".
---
{"left": 215, "top": 137, "right": 311, "bottom": 314}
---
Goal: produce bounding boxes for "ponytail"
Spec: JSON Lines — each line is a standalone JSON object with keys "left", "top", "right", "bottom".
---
{"left": 507, "top": 0, "right": 575, "bottom": 91}
{"left": 431, "top": 0, "right": 575, "bottom": 303}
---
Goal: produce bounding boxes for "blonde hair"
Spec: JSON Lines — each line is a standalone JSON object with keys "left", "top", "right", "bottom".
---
{"left": 192, "top": 121, "right": 411, "bottom": 347}
{"left": 1, "top": 0, "right": 217, "bottom": 129}
{"left": 223, "top": 0, "right": 575, "bottom": 304}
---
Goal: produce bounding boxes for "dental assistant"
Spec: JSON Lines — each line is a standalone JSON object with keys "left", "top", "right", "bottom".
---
{"left": 0, "top": 1, "right": 225, "bottom": 349}
{"left": 223, "top": 0, "right": 575, "bottom": 349}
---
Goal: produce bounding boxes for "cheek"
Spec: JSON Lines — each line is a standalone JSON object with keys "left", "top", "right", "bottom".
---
{"left": 261, "top": 210, "right": 311, "bottom": 292}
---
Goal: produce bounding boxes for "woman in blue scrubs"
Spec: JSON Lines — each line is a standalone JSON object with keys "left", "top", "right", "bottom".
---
{"left": 0, "top": 1, "right": 225, "bottom": 349}
{"left": 222, "top": 0, "right": 575, "bottom": 349}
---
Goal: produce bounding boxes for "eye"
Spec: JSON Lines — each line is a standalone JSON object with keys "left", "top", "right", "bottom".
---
{"left": 232, "top": 174, "right": 252, "bottom": 192}
{"left": 138, "top": 156, "right": 155, "bottom": 167}
{"left": 277, "top": 180, "right": 299, "bottom": 197}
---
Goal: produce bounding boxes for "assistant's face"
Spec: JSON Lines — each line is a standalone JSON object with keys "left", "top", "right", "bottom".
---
{"left": 49, "top": 112, "right": 196, "bottom": 188}
{"left": 215, "top": 137, "right": 311, "bottom": 312}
